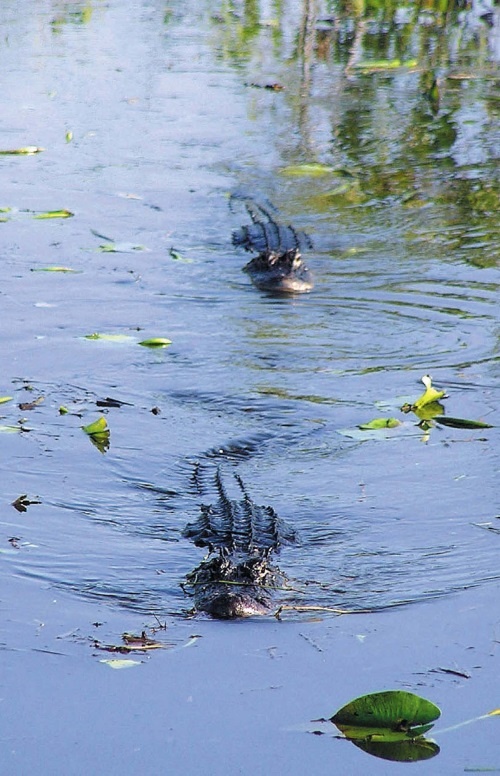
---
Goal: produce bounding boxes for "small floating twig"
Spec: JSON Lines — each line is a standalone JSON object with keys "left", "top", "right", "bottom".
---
{"left": 273, "top": 604, "right": 373, "bottom": 619}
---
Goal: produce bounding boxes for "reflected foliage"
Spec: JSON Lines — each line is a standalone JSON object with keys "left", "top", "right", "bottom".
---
{"left": 212, "top": 0, "right": 499, "bottom": 267}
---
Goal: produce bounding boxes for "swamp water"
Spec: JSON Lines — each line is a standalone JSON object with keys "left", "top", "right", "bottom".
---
{"left": 1, "top": 1, "right": 499, "bottom": 773}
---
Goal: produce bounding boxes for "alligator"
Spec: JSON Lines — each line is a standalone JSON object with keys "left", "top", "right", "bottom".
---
{"left": 231, "top": 195, "right": 314, "bottom": 293}
{"left": 182, "top": 466, "right": 295, "bottom": 618}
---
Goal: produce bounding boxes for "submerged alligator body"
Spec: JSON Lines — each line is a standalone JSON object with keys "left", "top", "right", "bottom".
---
{"left": 231, "top": 196, "right": 314, "bottom": 294}
{"left": 183, "top": 467, "right": 294, "bottom": 618}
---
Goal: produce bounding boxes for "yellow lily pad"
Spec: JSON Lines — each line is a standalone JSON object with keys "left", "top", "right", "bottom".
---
{"left": 354, "top": 59, "right": 418, "bottom": 71}
{"left": 33, "top": 209, "right": 74, "bottom": 219}
{"left": 280, "top": 163, "right": 337, "bottom": 177}
{"left": 412, "top": 375, "right": 446, "bottom": 411}
{"left": 0, "top": 146, "right": 45, "bottom": 155}
{"left": 84, "top": 333, "right": 135, "bottom": 343}
{"left": 82, "top": 417, "right": 108, "bottom": 435}
{"left": 358, "top": 418, "right": 401, "bottom": 430}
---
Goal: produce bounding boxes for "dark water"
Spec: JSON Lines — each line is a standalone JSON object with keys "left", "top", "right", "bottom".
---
{"left": 1, "top": 1, "right": 499, "bottom": 773}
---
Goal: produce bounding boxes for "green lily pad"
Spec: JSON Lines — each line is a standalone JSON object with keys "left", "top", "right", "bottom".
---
{"left": 412, "top": 375, "right": 446, "bottom": 411}
{"left": 33, "top": 209, "right": 74, "bottom": 219}
{"left": 99, "top": 242, "right": 148, "bottom": 253}
{"left": 169, "top": 248, "right": 193, "bottom": 263}
{"left": 84, "top": 333, "right": 135, "bottom": 343}
{"left": 0, "top": 146, "right": 45, "bottom": 155}
{"left": 138, "top": 338, "right": 172, "bottom": 348}
{"left": 280, "top": 163, "right": 338, "bottom": 177}
{"left": 353, "top": 59, "right": 418, "bottom": 71}
{"left": 31, "top": 266, "right": 81, "bottom": 273}
{"left": 331, "top": 690, "right": 441, "bottom": 741}
{"left": 407, "top": 400, "right": 446, "bottom": 420}
{"left": 358, "top": 418, "right": 401, "bottom": 430}
{"left": 82, "top": 417, "right": 108, "bottom": 435}
{"left": 82, "top": 416, "right": 110, "bottom": 453}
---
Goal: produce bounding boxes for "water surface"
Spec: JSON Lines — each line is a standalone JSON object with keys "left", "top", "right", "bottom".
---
{"left": 1, "top": 1, "right": 499, "bottom": 773}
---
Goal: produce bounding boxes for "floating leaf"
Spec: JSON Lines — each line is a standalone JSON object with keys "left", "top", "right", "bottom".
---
{"left": 98, "top": 242, "right": 148, "bottom": 253}
{"left": 358, "top": 418, "right": 401, "bottom": 430}
{"left": 411, "top": 375, "right": 446, "bottom": 411}
{"left": 82, "top": 417, "right": 108, "bottom": 435}
{"left": 12, "top": 495, "right": 41, "bottom": 513}
{"left": 82, "top": 416, "right": 110, "bottom": 453}
{"left": 65, "top": 130, "right": 73, "bottom": 143}
{"left": 0, "top": 396, "right": 13, "bottom": 404}
{"left": 409, "top": 401, "right": 445, "bottom": 420}
{"left": 0, "top": 146, "right": 45, "bottom": 155}
{"left": 31, "top": 266, "right": 81, "bottom": 273}
{"left": 18, "top": 396, "right": 44, "bottom": 411}
{"left": 280, "top": 163, "right": 337, "bottom": 177}
{"left": 59, "top": 406, "right": 70, "bottom": 415}
{"left": 96, "top": 397, "right": 132, "bottom": 408}
{"left": 138, "top": 338, "right": 172, "bottom": 348}
{"left": 99, "top": 659, "right": 141, "bottom": 669}
{"left": 169, "top": 247, "right": 193, "bottom": 262}
{"left": 331, "top": 691, "right": 441, "bottom": 741}
{"left": 435, "top": 416, "right": 493, "bottom": 430}
{"left": 121, "top": 632, "right": 164, "bottom": 651}
{"left": 353, "top": 59, "right": 418, "bottom": 71}
{"left": 33, "top": 209, "right": 74, "bottom": 219}
{"left": 84, "top": 333, "right": 135, "bottom": 343}
{"left": 0, "top": 424, "right": 21, "bottom": 433}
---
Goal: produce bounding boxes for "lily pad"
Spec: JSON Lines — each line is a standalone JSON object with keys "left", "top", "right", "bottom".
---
{"left": 280, "top": 163, "right": 338, "bottom": 177}
{"left": 138, "top": 338, "right": 172, "bottom": 348}
{"left": 353, "top": 59, "right": 418, "bottom": 71}
{"left": 0, "top": 146, "right": 45, "bottom": 155}
{"left": 358, "top": 418, "right": 401, "bottom": 430}
{"left": 411, "top": 375, "right": 446, "bottom": 411}
{"left": 98, "top": 242, "right": 148, "bottom": 253}
{"left": 169, "top": 247, "right": 193, "bottom": 263}
{"left": 84, "top": 333, "right": 135, "bottom": 343}
{"left": 82, "top": 416, "right": 110, "bottom": 453}
{"left": 331, "top": 690, "right": 440, "bottom": 742}
{"left": 31, "top": 266, "right": 81, "bottom": 273}
{"left": 82, "top": 417, "right": 108, "bottom": 435}
{"left": 33, "top": 209, "right": 74, "bottom": 219}
{"left": 406, "top": 400, "right": 445, "bottom": 420}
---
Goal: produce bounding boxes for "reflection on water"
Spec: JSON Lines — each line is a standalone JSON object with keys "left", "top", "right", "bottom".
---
{"left": 0, "top": 1, "right": 498, "bottom": 624}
